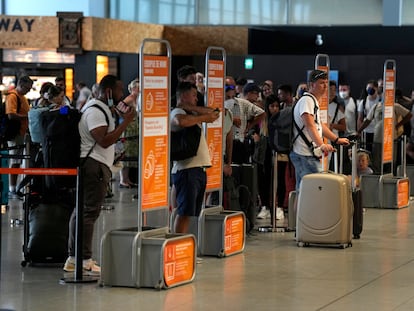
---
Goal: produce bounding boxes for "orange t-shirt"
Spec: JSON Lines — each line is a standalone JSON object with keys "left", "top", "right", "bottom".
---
{"left": 5, "top": 90, "right": 30, "bottom": 137}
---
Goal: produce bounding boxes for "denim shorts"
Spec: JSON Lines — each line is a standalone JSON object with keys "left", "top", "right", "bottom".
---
{"left": 289, "top": 151, "right": 322, "bottom": 191}
{"left": 172, "top": 167, "right": 206, "bottom": 217}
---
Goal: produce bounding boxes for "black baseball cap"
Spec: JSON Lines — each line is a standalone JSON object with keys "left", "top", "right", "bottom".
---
{"left": 308, "top": 70, "right": 328, "bottom": 83}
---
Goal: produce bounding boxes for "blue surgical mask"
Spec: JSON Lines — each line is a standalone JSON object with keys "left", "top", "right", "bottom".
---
{"left": 298, "top": 88, "right": 306, "bottom": 97}
{"left": 367, "top": 87, "right": 376, "bottom": 96}
{"left": 107, "top": 98, "right": 114, "bottom": 107}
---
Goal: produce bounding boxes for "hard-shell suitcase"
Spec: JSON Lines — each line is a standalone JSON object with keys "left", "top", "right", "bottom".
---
{"left": 296, "top": 172, "right": 353, "bottom": 248}
{"left": 287, "top": 190, "right": 296, "bottom": 232}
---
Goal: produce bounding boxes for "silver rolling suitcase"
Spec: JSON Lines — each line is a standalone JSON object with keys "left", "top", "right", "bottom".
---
{"left": 296, "top": 172, "right": 353, "bottom": 248}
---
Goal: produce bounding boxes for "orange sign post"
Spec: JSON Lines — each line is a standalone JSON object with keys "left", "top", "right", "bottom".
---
{"left": 197, "top": 47, "right": 245, "bottom": 258}
{"left": 315, "top": 54, "right": 330, "bottom": 171}
{"left": 205, "top": 56, "right": 225, "bottom": 192}
{"left": 140, "top": 54, "right": 170, "bottom": 212}
{"left": 381, "top": 60, "right": 396, "bottom": 174}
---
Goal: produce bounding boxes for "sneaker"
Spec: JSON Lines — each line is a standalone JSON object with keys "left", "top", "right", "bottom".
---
{"left": 63, "top": 257, "right": 101, "bottom": 274}
{"left": 257, "top": 206, "right": 270, "bottom": 219}
{"left": 276, "top": 207, "right": 285, "bottom": 220}
{"left": 196, "top": 257, "right": 203, "bottom": 264}
{"left": 63, "top": 256, "right": 76, "bottom": 272}
{"left": 83, "top": 258, "right": 101, "bottom": 274}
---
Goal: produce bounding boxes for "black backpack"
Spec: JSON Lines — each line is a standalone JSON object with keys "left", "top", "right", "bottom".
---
{"left": 41, "top": 104, "right": 109, "bottom": 191}
{"left": 269, "top": 94, "right": 317, "bottom": 155}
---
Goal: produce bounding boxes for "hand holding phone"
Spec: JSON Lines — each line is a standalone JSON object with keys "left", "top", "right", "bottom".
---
{"left": 115, "top": 101, "right": 131, "bottom": 114}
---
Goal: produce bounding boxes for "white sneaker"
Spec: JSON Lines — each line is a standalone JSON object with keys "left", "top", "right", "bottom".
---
{"left": 63, "top": 257, "right": 101, "bottom": 274}
{"left": 276, "top": 207, "right": 285, "bottom": 220}
{"left": 257, "top": 206, "right": 271, "bottom": 219}
{"left": 83, "top": 258, "right": 101, "bottom": 274}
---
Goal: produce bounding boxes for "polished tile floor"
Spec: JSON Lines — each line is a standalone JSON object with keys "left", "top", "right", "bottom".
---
{"left": 2, "top": 182, "right": 414, "bottom": 311}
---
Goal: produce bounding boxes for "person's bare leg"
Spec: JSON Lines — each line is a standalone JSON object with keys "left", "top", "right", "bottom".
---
{"left": 174, "top": 215, "right": 190, "bottom": 233}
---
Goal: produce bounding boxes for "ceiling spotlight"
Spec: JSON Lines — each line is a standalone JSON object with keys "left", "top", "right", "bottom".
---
{"left": 315, "top": 34, "right": 323, "bottom": 46}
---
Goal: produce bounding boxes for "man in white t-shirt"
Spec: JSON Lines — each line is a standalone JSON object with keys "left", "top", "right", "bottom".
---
{"left": 63, "top": 75, "right": 135, "bottom": 274}
{"left": 171, "top": 82, "right": 220, "bottom": 234}
{"left": 357, "top": 80, "right": 380, "bottom": 152}
{"left": 290, "top": 70, "right": 349, "bottom": 190}
{"left": 339, "top": 83, "right": 358, "bottom": 135}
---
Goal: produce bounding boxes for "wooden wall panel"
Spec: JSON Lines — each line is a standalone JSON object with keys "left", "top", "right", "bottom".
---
{"left": 0, "top": 16, "right": 58, "bottom": 49}
{"left": 0, "top": 15, "right": 247, "bottom": 56}
{"left": 163, "top": 26, "right": 248, "bottom": 56}
{"left": 83, "top": 18, "right": 165, "bottom": 54}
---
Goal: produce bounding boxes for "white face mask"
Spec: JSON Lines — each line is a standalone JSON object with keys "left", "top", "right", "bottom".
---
{"left": 107, "top": 89, "right": 114, "bottom": 107}
{"left": 339, "top": 91, "right": 349, "bottom": 99}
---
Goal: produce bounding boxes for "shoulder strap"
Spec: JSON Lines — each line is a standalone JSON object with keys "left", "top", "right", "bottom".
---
{"left": 88, "top": 104, "right": 109, "bottom": 125}
{"left": 331, "top": 103, "right": 340, "bottom": 125}
{"left": 81, "top": 104, "right": 110, "bottom": 166}
{"left": 293, "top": 94, "right": 317, "bottom": 148}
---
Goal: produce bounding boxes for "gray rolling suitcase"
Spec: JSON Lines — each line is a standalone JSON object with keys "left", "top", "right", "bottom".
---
{"left": 296, "top": 172, "right": 353, "bottom": 248}
{"left": 287, "top": 190, "right": 296, "bottom": 232}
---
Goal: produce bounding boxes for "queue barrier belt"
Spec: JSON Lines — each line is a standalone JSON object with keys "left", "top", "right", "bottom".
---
{"left": 0, "top": 168, "right": 77, "bottom": 176}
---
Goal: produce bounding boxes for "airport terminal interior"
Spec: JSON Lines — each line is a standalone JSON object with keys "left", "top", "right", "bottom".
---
{"left": 2, "top": 182, "right": 414, "bottom": 311}
{"left": 2, "top": 1, "right": 414, "bottom": 311}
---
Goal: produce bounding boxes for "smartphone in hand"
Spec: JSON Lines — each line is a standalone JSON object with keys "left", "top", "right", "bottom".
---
{"left": 115, "top": 101, "right": 130, "bottom": 114}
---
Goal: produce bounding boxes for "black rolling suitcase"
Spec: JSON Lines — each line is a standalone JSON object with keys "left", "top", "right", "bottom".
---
{"left": 230, "top": 164, "right": 258, "bottom": 232}
{"left": 21, "top": 193, "right": 73, "bottom": 266}
{"left": 350, "top": 141, "right": 363, "bottom": 239}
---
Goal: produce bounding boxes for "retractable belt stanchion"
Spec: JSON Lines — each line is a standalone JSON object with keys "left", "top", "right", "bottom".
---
{"left": 61, "top": 166, "right": 98, "bottom": 284}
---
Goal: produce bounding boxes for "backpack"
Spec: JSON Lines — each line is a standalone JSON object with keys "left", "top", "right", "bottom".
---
{"left": 0, "top": 92, "right": 22, "bottom": 148}
{"left": 269, "top": 94, "right": 317, "bottom": 154}
{"left": 40, "top": 104, "right": 109, "bottom": 191}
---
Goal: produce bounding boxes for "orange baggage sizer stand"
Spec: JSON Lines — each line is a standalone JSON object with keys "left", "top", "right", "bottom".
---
{"left": 100, "top": 38, "right": 196, "bottom": 289}
{"left": 360, "top": 60, "right": 410, "bottom": 209}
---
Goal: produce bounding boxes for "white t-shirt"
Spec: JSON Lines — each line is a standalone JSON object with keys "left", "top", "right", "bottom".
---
{"left": 76, "top": 86, "right": 92, "bottom": 110}
{"left": 344, "top": 97, "right": 357, "bottom": 134}
{"left": 79, "top": 99, "right": 115, "bottom": 168}
{"left": 357, "top": 96, "right": 380, "bottom": 133}
{"left": 292, "top": 93, "right": 322, "bottom": 156}
{"left": 170, "top": 107, "right": 212, "bottom": 174}
{"left": 328, "top": 102, "right": 345, "bottom": 138}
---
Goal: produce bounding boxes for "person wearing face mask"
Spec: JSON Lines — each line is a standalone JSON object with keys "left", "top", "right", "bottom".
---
{"left": 357, "top": 80, "right": 380, "bottom": 153}
{"left": 63, "top": 75, "right": 135, "bottom": 274}
{"left": 339, "top": 83, "right": 357, "bottom": 136}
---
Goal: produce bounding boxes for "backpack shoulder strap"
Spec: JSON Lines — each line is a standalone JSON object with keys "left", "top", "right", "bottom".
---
{"left": 293, "top": 94, "right": 317, "bottom": 148}
{"left": 86, "top": 104, "right": 110, "bottom": 125}
{"left": 80, "top": 104, "right": 110, "bottom": 165}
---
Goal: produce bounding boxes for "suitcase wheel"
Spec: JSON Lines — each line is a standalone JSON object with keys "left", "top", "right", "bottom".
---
{"left": 21, "top": 260, "right": 27, "bottom": 267}
{"left": 353, "top": 234, "right": 361, "bottom": 239}
{"left": 297, "top": 242, "right": 309, "bottom": 247}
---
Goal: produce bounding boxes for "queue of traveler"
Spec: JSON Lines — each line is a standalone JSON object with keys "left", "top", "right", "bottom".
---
{"left": 4, "top": 67, "right": 414, "bottom": 274}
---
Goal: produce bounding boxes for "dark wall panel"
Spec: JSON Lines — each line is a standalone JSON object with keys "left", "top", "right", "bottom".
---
{"left": 225, "top": 54, "right": 414, "bottom": 98}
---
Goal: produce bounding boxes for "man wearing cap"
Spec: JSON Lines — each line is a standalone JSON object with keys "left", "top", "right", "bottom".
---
{"left": 290, "top": 70, "right": 350, "bottom": 190}
{"left": 224, "top": 76, "right": 265, "bottom": 164}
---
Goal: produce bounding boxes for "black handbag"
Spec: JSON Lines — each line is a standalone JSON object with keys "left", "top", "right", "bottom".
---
{"left": 170, "top": 124, "right": 201, "bottom": 161}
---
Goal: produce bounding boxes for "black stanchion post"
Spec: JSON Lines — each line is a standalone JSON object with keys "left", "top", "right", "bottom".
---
{"left": 60, "top": 167, "right": 98, "bottom": 284}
